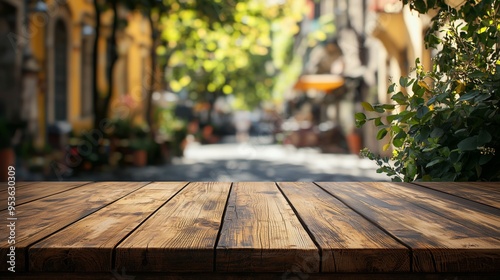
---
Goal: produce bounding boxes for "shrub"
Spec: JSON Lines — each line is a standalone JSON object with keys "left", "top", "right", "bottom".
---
{"left": 357, "top": 0, "right": 500, "bottom": 181}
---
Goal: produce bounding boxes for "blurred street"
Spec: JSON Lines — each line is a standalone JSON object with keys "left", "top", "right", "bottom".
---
{"left": 1, "top": 0, "right": 428, "bottom": 183}
{"left": 65, "top": 137, "right": 388, "bottom": 182}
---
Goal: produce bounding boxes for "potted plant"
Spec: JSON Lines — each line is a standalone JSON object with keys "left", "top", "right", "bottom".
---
{"left": 130, "top": 123, "right": 150, "bottom": 167}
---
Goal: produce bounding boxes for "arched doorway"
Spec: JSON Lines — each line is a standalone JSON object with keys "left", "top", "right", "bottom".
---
{"left": 54, "top": 19, "right": 68, "bottom": 121}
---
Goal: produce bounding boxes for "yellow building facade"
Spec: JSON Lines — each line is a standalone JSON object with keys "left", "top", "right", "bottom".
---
{"left": 0, "top": 0, "right": 152, "bottom": 148}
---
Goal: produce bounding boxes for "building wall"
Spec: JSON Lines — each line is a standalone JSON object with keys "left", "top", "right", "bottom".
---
{"left": 371, "top": 1, "right": 433, "bottom": 86}
{"left": 328, "top": 0, "right": 433, "bottom": 155}
{"left": 0, "top": 0, "right": 24, "bottom": 120}
{"left": 23, "top": 0, "right": 152, "bottom": 147}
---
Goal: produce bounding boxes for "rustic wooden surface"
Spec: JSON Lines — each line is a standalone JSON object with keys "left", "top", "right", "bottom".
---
{"left": 316, "top": 182, "right": 500, "bottom": 272}
{"left": 2, "top": 272, "right": 499, "bottom": 280}
{"left": 0, "top": 181, "right": 498, "bottom": 277}
{"left": 216, "top": 182, "right": 318, "bottom": 273}
{"left": 0, "top": 182, "right": 90, "bottom": 210}
{"left": 116, "top": 182, "right": 232, "bottom": 272}
{"left": 277, "top": 182, "right": 409, "bottom": 272}
{"left": 415, "top": 182, "right": 500, "bottom": 208}
{"left": 0, "top": 181, "right": 148, "bottom": 271}
{"left": 29, "top": 182, "right": 188, "bottom": 272}
{"left": 0, "top": 181, "right": 37, "bottom": 191}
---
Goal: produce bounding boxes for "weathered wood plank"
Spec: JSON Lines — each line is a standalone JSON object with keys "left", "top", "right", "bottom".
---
{"left": 2, "top": 272, "right": 499, "bottom": 280}
{"left": 373, "top": 182, "right": 500, "bottom": 238}
{"left": 0, "top": 181, "right": 37, "bottom": 191}
{"left": 115, "top": 182, "right": 231, "bottom": 272}
{"left": 0, "top": 182, "right": 90, "bottom": 210}
{"left": 0, "top": 181, "right": 148, "bottom": 272}
{"left": 28, "top": 182, "right": 188, "bottom": 272}
{"left": 316, "top": 182, "right": 500, "bottom": 273}
{"left": 415, "top": 182, "right": 500, "bottom": 209}
{"left": 216, "top": 182, "right": 319, "bottom": 273}
{"left": 277, "top": 182, "right": 409, "bottom": 272}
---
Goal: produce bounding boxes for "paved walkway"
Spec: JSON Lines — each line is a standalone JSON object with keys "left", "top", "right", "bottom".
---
{"left": 68, "top": 138, "right": 389, "bottom": 182}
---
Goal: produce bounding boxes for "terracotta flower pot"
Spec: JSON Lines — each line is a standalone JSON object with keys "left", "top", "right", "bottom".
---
{"left": 133, "top": 149, "right": 147, "bottom": 167}
{"left": 347, "top": 132, "right": 362, "bottom": 155}
{"left": 0, "top": 148, "right": 15, "bottom": 182}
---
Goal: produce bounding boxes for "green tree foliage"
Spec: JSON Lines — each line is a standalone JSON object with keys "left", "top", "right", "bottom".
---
{"left": 93, "top": 0, "right": 248, "bottom": 127}
{"left": 357, "top": 0, "right": 500, "bottom": 182}
{"left": 158, "top": 0, "right": 333, "bottom": 109}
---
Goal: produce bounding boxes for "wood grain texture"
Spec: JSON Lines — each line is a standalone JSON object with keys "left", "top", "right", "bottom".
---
{"left": 216, "top": 182, "right": 319, "bottom": 273}
{"left": 415, "top": 182, "right": 500, "bottom": 208}
{"left": 0, "top": 181, "right": 89, "bottom": 210}
{"left": 277, "top": 182, "right": 409, "bottom": 272}
{"left": 2, "top": 181, "right": 499, "bottom": 276}
{"left": 316, "top": 182, "right": 500, "bottom": 273}
{"left": 375, "top": 182, "right": 500, "bottom": 238}
{"left": 28, "top": 182, "right": 188, "bottom": 272}
{"left": 0, "top": 181, "right": 37, "bottom": 191}
{"left": 2, "top": 272, "right": 500, "bottom": 280}
{"left": 115, "top": 182, "right": 231, "bottom": 272}
{"left": 0, "top": 181, "right": 148, "bottom": 272}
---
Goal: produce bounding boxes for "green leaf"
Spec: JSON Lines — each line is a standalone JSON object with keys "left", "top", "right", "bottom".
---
{"left": 450, "top": 151, "right": 461, "bottom": 163}
{"left": 393, "top": 131, "right": 406, "bottom": 148}
{"left": 374, "top": 117, "right": 384, "bottom": 127}
{"left": 475, "top": 93, "right": 491, "bottom": 102}
{"left": 392, "top": 177, "right": 403, "bottom": 182}
{"left": 391, "top": 92, "right": 407, "bottom": 105}
{"left": 412, "top": 0, "right": 427, "bottom": 13}
{"left": 400, "top": 111, "right": 416, "bottom": 123}
{"left": 458, "top": 90, "right": 480, "bottom": 101}
{"left": 387, "top": 83, "right": 396, "bottom": 94}
{"left": 430, "top": 128, "right": 444, "bottom": 138}
{"left": 427, "top": 95, "right": 437, "bottom": 105}
{"left": 422, "top": 147, "right": 436, "bottom": 152}
{"left": 426, "top": 158, "right": 443, "bottom": 168}
{"left": 412, "top": 85, "right": 426, "bottom": 97}
{"left": 377, "top": 128, "right": 388, "bottom": 140}
{"left": 469, "top": 71, "right": 486, "bottom": 79}
{"left": 454, "top": 128, "right": 468, "bottom": 137}
{"left": 399, "top": 76, "right": 409, "bottom": 87}
{"left": 428, "top": 34, "right": 441, "bottom": 46}
{"left": 477, "top": 130, "right": 492, "bottom": 146}
{"left": 381, "top": 104, "right": 396, "bottom": 110}
{"left": 391, "top": 125, "right": 402, "bottom": 133}
{"left": 387, "top": 114, "right": 398, "bottom": 123}
{"left": 417, "top": 106, "right": 430, "bottom": 119}
{"left": 457, "top": 136, "right": 478, "bottom": 151}
{"left": 407, "top": 162, "right": 418, "bottom": 179}
{"left": 355, "top": 112, "right": 366, "bottom": 121}
{"left": 373, "top": 105, "right": 386, "bottom": 113}
{"left": 361, "top": 102, "right": 374, "bottom": 112}
{"left": 479, "top": 154, "right": 493, "bottom": 165}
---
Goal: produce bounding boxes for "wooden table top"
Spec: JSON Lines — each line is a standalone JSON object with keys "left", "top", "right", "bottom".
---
{"left": 1, "top": 181, "right": 499, "bottom": 279}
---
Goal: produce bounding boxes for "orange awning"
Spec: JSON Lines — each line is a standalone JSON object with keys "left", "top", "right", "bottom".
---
{"left": 293, "top": 74, "right": 344, "bottom": 92}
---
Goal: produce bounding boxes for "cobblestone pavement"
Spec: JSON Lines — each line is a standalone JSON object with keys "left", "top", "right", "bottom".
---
{"left": 67, "top": 137, "right": 389, "bottom": 182}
